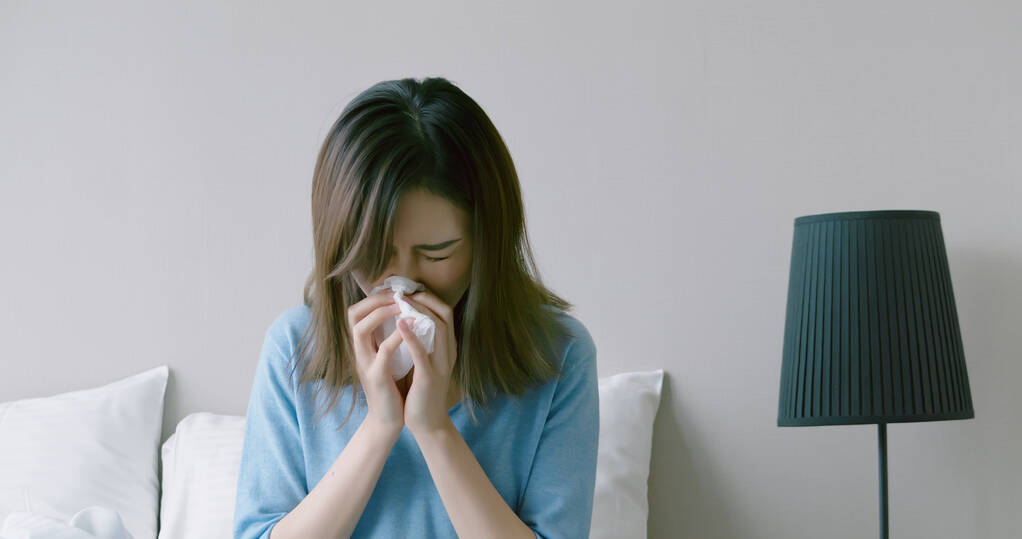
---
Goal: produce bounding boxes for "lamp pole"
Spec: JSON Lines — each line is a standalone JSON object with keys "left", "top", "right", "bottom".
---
{"left": 879, "top": 422, "right": 888, "bottom": 539}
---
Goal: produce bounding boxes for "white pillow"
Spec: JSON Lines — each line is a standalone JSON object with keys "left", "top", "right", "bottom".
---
{"left": 0, "top": 365, "right": 169, "bottom": 539}
{"left": 591, "top": 369, "right": 665, "bottom": 539}
{"left": 157, "top": 412, "right": 245, "bottom": 539}
{"left": 158, "top": 369, "right": 665, "bottom": 539}
{"left": 2, "top": 505, "right": 136, "bottom": 539}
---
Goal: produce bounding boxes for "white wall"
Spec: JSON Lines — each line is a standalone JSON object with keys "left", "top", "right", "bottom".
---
{"left": 2, "top": 1, "right": 1019, "bottom": 537}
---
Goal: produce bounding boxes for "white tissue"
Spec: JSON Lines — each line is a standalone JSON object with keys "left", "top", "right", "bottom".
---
{"left": 369, "top": 276, "right": 437, "bottom": 380}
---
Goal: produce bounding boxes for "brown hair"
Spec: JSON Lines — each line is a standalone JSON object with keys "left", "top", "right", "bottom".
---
{"left": 287, "top": 76, "right": 574, "bottom": 429}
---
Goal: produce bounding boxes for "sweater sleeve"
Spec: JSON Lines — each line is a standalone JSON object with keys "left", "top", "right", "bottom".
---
{"left": 232, "top": 316, "right": 308, "bottom": 539}
{"left": 517, "top": 324, "right": 600, "bottom": 539}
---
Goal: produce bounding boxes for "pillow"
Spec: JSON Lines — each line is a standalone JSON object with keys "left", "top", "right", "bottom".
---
{"left": 0, "top": 365, "right": 169, "bottom": 539}
{"left": 2, "top": 505, "right": 136, "bottom": 538}
{"left": 157, "top": 412, "right": 245, "bottom": 539}
{"left": 591, "top": 369, "right": 665, "bottom": 539}
{"left": 158, "top": 369, "right": 665, "bottom": 539}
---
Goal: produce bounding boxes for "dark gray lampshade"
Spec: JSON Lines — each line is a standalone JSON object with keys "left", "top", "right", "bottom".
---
{"left": 778, "top": 210, "right": 975, "bottom": 426}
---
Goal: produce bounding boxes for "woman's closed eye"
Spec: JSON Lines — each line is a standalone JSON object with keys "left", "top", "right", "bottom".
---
{"left": 425, "top": 255, "right": 450, "bottom": 262}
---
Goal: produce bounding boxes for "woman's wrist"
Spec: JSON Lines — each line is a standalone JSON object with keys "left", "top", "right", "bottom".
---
{"left": 363, "top": 414, "right": 403, "bottom": 444}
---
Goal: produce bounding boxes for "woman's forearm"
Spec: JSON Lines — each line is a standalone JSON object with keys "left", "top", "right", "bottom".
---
{"left": 269, "top": 419, "right": 400, "bottom": 539}
{"left": 415, "top": 419, "right": 536, "bottom": 539}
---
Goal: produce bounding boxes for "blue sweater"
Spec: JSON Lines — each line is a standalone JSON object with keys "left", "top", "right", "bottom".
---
{"left": 232, "top": 303, "right": 600, "bottom": 539}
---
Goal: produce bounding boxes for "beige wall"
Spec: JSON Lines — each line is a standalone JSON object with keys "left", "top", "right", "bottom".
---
{"left": 2, "top": 1, "right": 1020, "bottom": 537}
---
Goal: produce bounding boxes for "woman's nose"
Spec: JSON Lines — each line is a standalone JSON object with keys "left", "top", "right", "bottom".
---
{"left": 372, "top": 271, "right": 422, "bottom": 293}
{"left": 379, "top": 258, "right": 420, "bottom": 286}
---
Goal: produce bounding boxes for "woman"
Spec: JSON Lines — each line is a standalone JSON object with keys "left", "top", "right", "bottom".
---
{"left": 232, "top": 77, "right": 599, "bottom": 539}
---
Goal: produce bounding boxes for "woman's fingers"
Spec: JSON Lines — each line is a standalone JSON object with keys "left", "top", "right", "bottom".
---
{"left": 376, "top": 321, "right": 405, "bottom": 356}
{"left": 373, "top": 321, "right": 406, "bottom": 376}
{"left": 347, "top": 291, "right": 395, "bottom": 330}
{"left": 351, "top": 301, "right": 399, "bottom": 361}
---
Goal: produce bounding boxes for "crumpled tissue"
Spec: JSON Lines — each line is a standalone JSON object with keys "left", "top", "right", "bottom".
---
{"left": 369, "top": 276, "right": 436, "bottom": 380}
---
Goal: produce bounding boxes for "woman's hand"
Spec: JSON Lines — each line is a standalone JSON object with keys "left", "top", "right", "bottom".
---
{"left": 396, "top": 290, "right": 458, "bottom": 437}
{"left": 347, "top": 290, "right": 406, "bottom": 438}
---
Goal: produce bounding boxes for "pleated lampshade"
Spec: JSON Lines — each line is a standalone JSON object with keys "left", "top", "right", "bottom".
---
{"left": 778, "top": 210, "right": 975, "bottom": 426}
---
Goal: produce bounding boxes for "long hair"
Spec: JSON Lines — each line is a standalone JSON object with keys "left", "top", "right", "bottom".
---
{"left": 288, "top": 76, "right": 574, "bottom": 429}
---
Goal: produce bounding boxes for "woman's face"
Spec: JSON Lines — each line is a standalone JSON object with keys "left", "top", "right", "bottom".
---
{"left": 352, "top": 187, "right": 472, "bottom": 308}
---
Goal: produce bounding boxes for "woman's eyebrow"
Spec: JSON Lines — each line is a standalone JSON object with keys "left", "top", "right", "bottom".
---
{"left": 412, "top": 238, "right": 461, "bottom": 252}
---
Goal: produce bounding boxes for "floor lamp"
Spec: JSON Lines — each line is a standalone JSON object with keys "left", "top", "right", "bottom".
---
{"left": 777, "top": 209, "right": 975, "bottom": 539}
